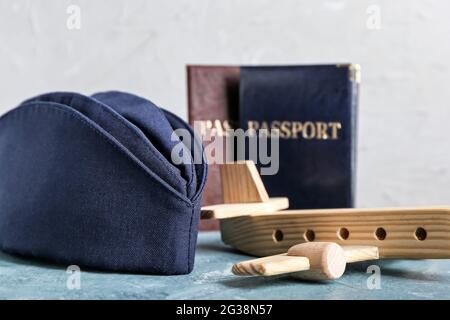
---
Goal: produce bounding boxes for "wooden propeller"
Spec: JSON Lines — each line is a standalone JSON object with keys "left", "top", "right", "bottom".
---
{"left": 232, "top": 242, "right": 379, "bottom": 280}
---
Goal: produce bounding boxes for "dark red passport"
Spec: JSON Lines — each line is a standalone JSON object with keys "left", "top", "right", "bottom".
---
{"left": 187, "top": 65, "right": 240, "bottom": 230}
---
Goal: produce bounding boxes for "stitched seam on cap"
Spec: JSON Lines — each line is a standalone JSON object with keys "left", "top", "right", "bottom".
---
{"left": 46, "top": 92, "right": 183, "bottom": 183}
{"left": 191, "top": 153, "right": 208, "bottom": 203}
{"left": 1, "top": 102, "right": 193, "bottom": 205}
{"left": 187, "top": 205, "right": 195, "bottom": 273}
{"left": 98, "top": 91, "right": 192, "bottom": 193}
{"left": 20, "top": 92, "right": 185, "bottom": 190}
{"left": 159, "top": 108, "right": 196, "bottom": 197}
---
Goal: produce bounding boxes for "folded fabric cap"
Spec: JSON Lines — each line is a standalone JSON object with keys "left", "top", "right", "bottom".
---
{"left": 0, "top": 91, "right": 207, "bottom": 275}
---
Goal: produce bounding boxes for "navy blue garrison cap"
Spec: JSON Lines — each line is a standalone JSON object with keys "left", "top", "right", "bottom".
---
{"left": 0, "top": 91, "right": 207, "bottom": 275}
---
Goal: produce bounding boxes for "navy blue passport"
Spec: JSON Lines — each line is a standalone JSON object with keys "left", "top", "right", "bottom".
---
{"left": 239, "top": 65, "right": 359, "bottom": 209}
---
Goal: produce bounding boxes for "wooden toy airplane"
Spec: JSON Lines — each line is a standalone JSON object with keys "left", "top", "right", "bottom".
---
{"left": 201, "top": 161, "right": 450, "bottom": 281}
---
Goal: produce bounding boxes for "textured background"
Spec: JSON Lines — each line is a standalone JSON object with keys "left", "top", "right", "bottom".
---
{"left": 0, "top": 0, "right": 449, "bottom": 207}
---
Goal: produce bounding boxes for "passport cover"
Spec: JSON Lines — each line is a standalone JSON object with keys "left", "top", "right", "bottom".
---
{"left": 240, "top": 65, "right": 359, "bottom": 209}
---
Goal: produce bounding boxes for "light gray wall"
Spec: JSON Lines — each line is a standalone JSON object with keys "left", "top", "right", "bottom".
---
{"left": 1, "top": 0, "right": 449, "bottom": 207}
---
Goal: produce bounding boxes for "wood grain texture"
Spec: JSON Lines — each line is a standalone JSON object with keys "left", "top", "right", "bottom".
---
{"left": 220, "top": 161, "right": 269, "bottom": 204}
{"left": 220, "top": 207, "right": 450, "bottom": 259}
{"left": 232, "top": 254, "right": 309, "bottom": 276}
{"left": 287, "top": 242, "right": 346, "bottom": 280}
{"left": 201, "top": 197, "right": 289, "bottom": 219}
{"left": 288, "top": 242, "right": 379, "bottom": 281}
{"left": 342, "top": 246, "right": 379, "bottom": 263}
{"left": 232, "top": 243, "right": 376, "bottom": 280}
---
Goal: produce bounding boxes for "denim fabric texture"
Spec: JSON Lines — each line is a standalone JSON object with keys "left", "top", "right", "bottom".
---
{"left": 0, "top": 91, "right": 207, "bottom": 275}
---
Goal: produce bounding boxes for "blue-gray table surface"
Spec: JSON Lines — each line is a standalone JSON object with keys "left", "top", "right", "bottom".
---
{"left": 1, "top": 231, "right": 450, "bottom": 300}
